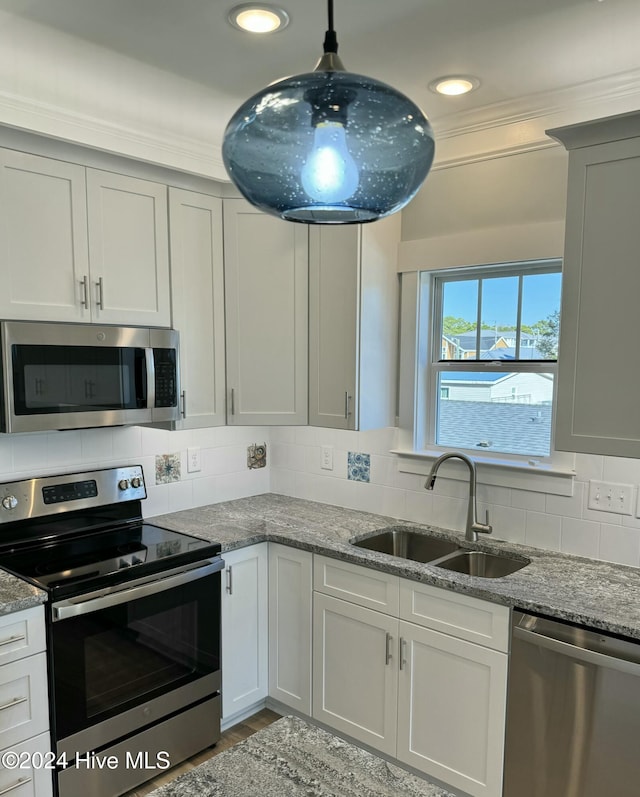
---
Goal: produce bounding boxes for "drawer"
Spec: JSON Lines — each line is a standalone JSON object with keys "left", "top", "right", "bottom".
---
{"left": 0, "top": 732, "right": 53, "bottom": 797}
{"left": 399, "top": 579, "right": 510, "bottom": 652}
{"left": 314, "top": 555, "right": 399, "bottom": 615}
{"left": 0, "top": 608, "right": 46, "bottom": 666}
{"left": 0, "top": 653, "right": 49, "bottom": 750}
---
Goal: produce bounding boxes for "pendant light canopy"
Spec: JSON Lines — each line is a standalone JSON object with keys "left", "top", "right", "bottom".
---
{"left": 222, "top": 1, "right": 435, "bottom": 223}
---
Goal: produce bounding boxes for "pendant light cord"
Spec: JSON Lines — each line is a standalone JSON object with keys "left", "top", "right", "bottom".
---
{"left": 323, "top": 0, "right": 338, "bottom": 54}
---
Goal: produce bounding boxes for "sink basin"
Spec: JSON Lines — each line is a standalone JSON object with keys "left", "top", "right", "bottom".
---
{"left": 352, "top": 526, "right": 461, "bottom": 563}
{"left": 434, "top": 550, "right": 529, "bottom": 578}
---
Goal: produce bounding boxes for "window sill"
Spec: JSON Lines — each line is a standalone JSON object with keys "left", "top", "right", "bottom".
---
{"left": 391, "top": 448, "right": 576, "bottom": 497}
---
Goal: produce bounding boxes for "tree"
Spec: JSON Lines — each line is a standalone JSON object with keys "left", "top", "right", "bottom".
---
{"left": 442, "top": 316, "right": 475, "bottom": 336}
{"left": 532, "top": 309, "right": 560, "bottom": 358}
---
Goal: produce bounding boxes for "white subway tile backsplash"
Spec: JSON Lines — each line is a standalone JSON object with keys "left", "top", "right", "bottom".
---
{"left": 525, "top": 511, "right": 562, "bottom": 550}
{"left": 3, "top": 421, "right": 640, "bottom": 570}
{"left": 561, "top": 517, "right": 600, "bottom": 558}
{"left": 599, "top": 523, "right": 640, "bottom": 567}
{"left": 545, "top": 481, "right": 584, "bottom": 519}
{"left": 489, "top": 505, "right": 526, "bottom": 544}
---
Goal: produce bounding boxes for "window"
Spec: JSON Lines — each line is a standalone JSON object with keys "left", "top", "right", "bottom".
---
{"left": 425, "top": 261, "right": 562, "bottom": 461}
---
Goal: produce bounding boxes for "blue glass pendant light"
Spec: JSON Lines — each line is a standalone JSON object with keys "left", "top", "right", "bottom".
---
{"left": 222, "top": 0, "right": 435, "bottom": 223}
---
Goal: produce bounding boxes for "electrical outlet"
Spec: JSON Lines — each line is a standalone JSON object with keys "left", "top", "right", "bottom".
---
{"left": 588, "top": 480, "right": 633, "bottom": 515}
{"left": 187, "top": 447, "right": 201, "bottom": 473}
{"left": 321, "top": 445, "right": 334, "bottom": 470}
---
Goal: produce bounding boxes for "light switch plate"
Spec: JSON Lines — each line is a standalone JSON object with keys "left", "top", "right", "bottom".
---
{"left": 588, "top": 480, "right": 633, "bottom": 515}
{"left": 321, "top": 445, "right": 334, "bottom": 470}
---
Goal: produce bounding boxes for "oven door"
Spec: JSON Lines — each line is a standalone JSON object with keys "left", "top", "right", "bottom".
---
{"left": 49, "top": 559, "right": 222, "bottom": 757}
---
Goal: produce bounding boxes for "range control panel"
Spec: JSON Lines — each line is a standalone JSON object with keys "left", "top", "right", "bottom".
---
{"left": 0, "top": 465, "right": 146, "bottom": 522}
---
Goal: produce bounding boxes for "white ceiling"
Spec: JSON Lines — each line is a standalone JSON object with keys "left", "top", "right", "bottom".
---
{"left": 0, "top": 0, "right": 639, "bottom": 177}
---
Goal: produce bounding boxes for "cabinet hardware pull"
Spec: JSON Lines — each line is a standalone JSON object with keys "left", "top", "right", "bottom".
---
{"left": 385, "top": 632, "right": 393, "bottom": 665}
{"left": 80, "top": 276, "right": 89, "bottom": 309}
{"left": 0, "top": 777, "right": 33, "bottom": 796}
{"left": 344, "top": 392, "right": 353, "bottom": 419}
{"left": 96, "top": 276, "right": 104, "bottom": 310}
{"left": 0, "top": 696, "right": 28, "bottom": 712}
{"left": 0, "top": 634, "right": 26, "bottom": 648}
{"left": 226, "top": 566, "right": 233, "bottom": 595}
{"left": 399, "top": 637, "right": 407, "bottom": 670}
{"left": 230, "top": 388, "right": 235, "bottom": 416}
{"left": 180, "top": 390, "right": 186, "bottom": 419}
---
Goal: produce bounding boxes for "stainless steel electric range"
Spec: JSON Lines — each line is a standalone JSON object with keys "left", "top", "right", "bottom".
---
{"left": 0, "top": 465, "right": 223, "bottom": 797}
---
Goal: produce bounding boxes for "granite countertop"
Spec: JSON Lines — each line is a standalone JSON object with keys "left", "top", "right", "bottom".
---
{"left": 0, "top": 567, "right": 46, "bottom": 617}
{"left": 152, "top": 492, "right": 640, "bottom": 641}
{"left": 146, "top": 715, "right": 453, "bottom": 797}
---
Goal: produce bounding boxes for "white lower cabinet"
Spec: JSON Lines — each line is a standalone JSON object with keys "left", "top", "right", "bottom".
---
{"left": 312, "top": 556, "right": 509, "bottom": 797}
{"left": 268, "top": 544, "right": 312, "bottom": 715}
{"left": 0, "top": 733, "right": 53, "bottom": 797}
{"left": 221, "top": 544, "right": 268, "bottom": 722}
{"left": 312, "top": 592, "right": 399, "bottom": 757}
{"left": 0, "top": 606, "right": 51, "bottom": 797}
{"left": 396, "top": 620, "right": 508, "bottom": 797}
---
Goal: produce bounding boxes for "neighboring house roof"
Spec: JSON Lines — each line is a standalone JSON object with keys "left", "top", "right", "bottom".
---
{"left": 479, "top": 347, "right": 548, "bottom": 360}
{"left": 438, "top": 400, "right": 552, "bottom": 456}
{"left": 442, "top": 330, "right": 541, "bottom": 358}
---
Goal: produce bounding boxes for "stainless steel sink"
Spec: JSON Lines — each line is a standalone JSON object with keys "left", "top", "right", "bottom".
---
{"left": 352, "top": 526, "right": 461, "bottom": 563}
{"left": 434, "top": 550, "right": 529, "bottom": 578}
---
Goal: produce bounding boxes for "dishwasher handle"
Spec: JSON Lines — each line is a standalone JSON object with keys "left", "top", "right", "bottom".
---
{"left": 513, "top": 624, "right": 640, "bottom": 678}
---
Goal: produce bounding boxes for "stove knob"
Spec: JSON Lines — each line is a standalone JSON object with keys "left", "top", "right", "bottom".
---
{"left": 131, "top": 477, "right": 142, "bottom": 489}
{"left": 1, "top": 495, "right": 17, "bottom": 510}
{"left": 118, "top": 479, "right": 130, "bottom": 491}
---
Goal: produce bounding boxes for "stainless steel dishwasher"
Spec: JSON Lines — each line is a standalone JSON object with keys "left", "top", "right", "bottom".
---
{"left": 504, "top": 610, "right": 640, "bottom": 797}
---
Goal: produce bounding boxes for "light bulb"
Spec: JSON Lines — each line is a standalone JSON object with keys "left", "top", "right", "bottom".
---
{"left": 300, "top": 122, "right": 359, "bottom": 204}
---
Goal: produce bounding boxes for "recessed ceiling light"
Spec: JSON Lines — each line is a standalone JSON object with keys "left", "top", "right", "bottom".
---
{"left": 228, "top": 4, "right": 289, "bottom": 34}
{"left": 429, "top": 76, "right": 480, "bottom": 96}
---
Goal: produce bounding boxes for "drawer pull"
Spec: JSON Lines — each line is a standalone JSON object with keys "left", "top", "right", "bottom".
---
{"left": 0, "top": 777, "right": 33, "bottom": 795}
{"left": 0, "top": 696, "right": 28, "bottom": 712}
{"left": 0, "top": 634, "right": 26, "bottom": 648}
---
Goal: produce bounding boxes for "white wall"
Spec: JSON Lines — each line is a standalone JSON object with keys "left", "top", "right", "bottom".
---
{"left": 0, "top": 425, "right": 269, "bottom": 518}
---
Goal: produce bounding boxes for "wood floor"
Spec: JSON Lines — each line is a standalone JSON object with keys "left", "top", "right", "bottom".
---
{"left": 123, "top": 708, "right": 281, "bottom": 797}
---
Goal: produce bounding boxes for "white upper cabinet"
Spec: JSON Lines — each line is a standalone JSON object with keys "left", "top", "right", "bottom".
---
{"left": 0, "top": 149, "right": 171, "bottom": 327}
{"left": 86, "top": 169, "right": 170, "bottom": 326}
{"left": 550, "top": 112, "right": 640, "bottom": 456}
{"left": 0, "top": 149, "right": 89, "bottom": 322}
{"left": 169, "top": 188, "right": 226, "bottom": 428}
{"left": 223, "top": 198, "right": 308, "bottom": 425}
{"left": 308, "top": 215, "right": 400, "bottom": 430}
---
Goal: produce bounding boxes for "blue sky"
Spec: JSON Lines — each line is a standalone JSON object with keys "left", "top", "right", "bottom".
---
{"left": 443, "top": 272, "right": 561, "bottom": 327}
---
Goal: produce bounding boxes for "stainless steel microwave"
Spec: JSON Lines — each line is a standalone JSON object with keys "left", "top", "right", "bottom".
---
{"left": 0, "top": 321, "right": 180, "bottom": 433}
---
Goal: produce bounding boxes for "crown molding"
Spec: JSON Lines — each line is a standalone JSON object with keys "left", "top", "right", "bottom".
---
{"left": 430, "top": 68, "right": 640, "bottom": 170}
{"left": 0, "top": 68, "right": 639, "bottom": 179}
{"left": 0, "top": 88, "right": 228, "bottom": 181}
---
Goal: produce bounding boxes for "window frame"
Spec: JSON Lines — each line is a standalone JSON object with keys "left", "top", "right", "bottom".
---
{"left": 428, "top": 261, "right": 560, "bottom": 459}
{"left": 394, "top": 258, "right": 575, "bottom": 496}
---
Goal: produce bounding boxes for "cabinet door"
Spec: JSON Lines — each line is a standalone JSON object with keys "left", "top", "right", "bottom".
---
{"left": 555, "top": 135, "right": 640, "bottom": 456}
{"left": 223, "top": 198, "right": 308, "bottom": 425}
{"left": 309, "top": 216, "right": 400, "bottom": 430}
{"left": 308, "top": 226, "right": 358, "bottom": 429}
{"left": 0, "top": 653, "right": 49, "bottom": 751}
{"left": 0, "top": 149, "right": 89, "bottom": 321}
{"left": 268, "top": 544, "right": 312, "bottom": 714}
{"left": 169, "top": 188, "right": 226, "bottom": 428}
{"left": 221, "top": 544, "right": 268, "bottom": 722}
{"left": 312, "top": 592, "right": 398, "bottom": 756}
{"left": 86, "top": 169, "right": 171, "bottom": 326}
{"left": 0, "top": 733, "right": 53, "bottom": 797}
{"left": 397, "top": 620, "right": 507, "bottom": 797}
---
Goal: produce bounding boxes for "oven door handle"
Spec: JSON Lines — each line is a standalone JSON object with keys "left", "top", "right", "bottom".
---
{"left": 51, "top": 559, "right": 224, "bottom": 622}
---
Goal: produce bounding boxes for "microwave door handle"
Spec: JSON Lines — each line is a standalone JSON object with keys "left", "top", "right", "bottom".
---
{"left": 145, "top": 347, "right": 156, "bottom": 410}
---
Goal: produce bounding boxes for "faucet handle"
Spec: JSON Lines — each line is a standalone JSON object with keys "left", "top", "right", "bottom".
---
{"left": 473, "top": 509, "right": 492, "bottom": 535}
